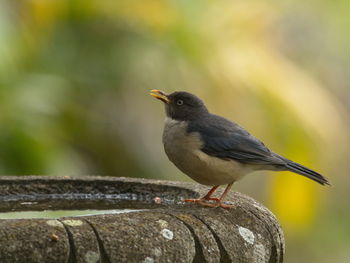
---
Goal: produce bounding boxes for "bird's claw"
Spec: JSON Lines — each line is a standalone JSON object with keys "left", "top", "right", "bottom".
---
{"left": 183, "top": 198, "right": 233, "bottom": 209}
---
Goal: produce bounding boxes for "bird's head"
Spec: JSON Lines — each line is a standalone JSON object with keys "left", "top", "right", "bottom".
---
{"left": 150, "top": 90, "right": 208, "bottom": 121}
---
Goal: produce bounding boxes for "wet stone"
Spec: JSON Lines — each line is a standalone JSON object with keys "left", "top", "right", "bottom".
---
{"left": 0, "top": 176, "right": 285, "bottom": 263}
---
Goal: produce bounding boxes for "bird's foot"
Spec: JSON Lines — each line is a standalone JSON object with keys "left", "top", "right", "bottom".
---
{"left": 205, "top": 197, "right": 220, "bottom": 202}
{"left": 215, "top": 202, "right": 234, "bottom": 209}
{"left": 183, "top": 198, "right": 233, "bottom": 209}
{"left": 184, "top": 196, "right": 219, "bottom": 203}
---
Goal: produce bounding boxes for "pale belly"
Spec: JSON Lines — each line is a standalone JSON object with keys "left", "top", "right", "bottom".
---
{"left": 162, "top": 118, "right": 253, "bottom": 186}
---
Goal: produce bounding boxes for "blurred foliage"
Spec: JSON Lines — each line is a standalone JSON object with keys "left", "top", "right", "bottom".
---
{"left": 0, "top": 0, "right": 350, "bottom": 262}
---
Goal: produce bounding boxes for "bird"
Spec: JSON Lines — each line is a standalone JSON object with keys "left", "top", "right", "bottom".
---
{"left": 150, "top": 90, "right": 330, "bottom": 208}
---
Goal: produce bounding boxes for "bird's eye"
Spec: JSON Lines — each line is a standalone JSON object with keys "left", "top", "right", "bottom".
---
{"left": 176, "top": 100, "right": 184, "bottom": 105}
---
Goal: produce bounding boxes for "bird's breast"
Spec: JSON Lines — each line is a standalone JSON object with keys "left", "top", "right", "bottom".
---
{"left": 162, "top": 118, "right": 250, "bottom": 185}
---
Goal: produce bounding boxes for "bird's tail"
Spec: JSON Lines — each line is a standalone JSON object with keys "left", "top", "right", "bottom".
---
{"left": 274, "top": 154, "right": 330, "bottom": 186}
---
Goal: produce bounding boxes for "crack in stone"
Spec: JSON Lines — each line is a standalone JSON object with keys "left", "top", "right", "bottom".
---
{"left": 58, "top": 219, "right": 76, "bottom": 263}
{"left": 190, "top": 214, "right": 231, "bottom": 263}
{"left": 162, "top": 212, "right": 207, "bottom": 263}
{"left": 84, "top": 220, "right": 111, "bottom": 263}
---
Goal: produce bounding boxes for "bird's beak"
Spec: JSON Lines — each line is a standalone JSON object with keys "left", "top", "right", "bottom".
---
{"left": 150, "top": 90, "right": 170, "bottom": 104}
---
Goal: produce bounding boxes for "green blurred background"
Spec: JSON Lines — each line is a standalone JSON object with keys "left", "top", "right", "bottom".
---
{"left": 1, "top": 0, "right": 350, "bottom": 262}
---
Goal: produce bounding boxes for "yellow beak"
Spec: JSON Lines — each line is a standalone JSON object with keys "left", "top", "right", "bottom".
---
{"left": 150, "top": 90, "right": 170, "bottom": 103}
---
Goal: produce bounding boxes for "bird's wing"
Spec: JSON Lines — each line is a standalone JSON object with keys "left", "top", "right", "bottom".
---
{"left": 187, "top": 114, "right": 284, "bottom": 166}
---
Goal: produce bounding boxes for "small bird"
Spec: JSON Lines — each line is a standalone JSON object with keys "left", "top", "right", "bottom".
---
{"left": 150, "top": 90, "right": 330, "bottom": 208}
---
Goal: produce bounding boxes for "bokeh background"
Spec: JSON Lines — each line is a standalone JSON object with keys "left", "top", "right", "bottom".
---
{"left": 1, "top": 0, "right": 350, "bottom": 262}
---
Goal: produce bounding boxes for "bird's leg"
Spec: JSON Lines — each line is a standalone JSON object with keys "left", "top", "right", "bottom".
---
{"left": 215, "top": 182, "right": 234, "bottom": 209}
{"left": 184, "top": 185, "right": 219, "bottom": 203}
{"left": 184, "top": 183, "right": 234, "bottom": 209}
{"left": 197, "top": 183, "right": 234, "bottom": 209}
{"left": 201, "top": 185, "right": 221, "bottom": 201}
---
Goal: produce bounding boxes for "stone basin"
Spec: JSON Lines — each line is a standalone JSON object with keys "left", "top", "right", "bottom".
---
{"left": 0, "top": 176, "right": 285, "bottom": 263}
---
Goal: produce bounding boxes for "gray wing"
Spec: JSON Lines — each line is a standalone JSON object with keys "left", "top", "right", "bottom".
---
{"left": 187, "top": 114, "right": 284, "bottom": 166}
{"left": 187, "top": 114, "right": 330, "bottom": 185}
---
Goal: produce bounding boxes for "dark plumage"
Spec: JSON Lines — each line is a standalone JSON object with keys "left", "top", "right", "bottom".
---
{"left": 187, "top": 114, "right": 329, "bottom": 185}
{"left": 150, "top": 90, "right": 330, "bottom": 208}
